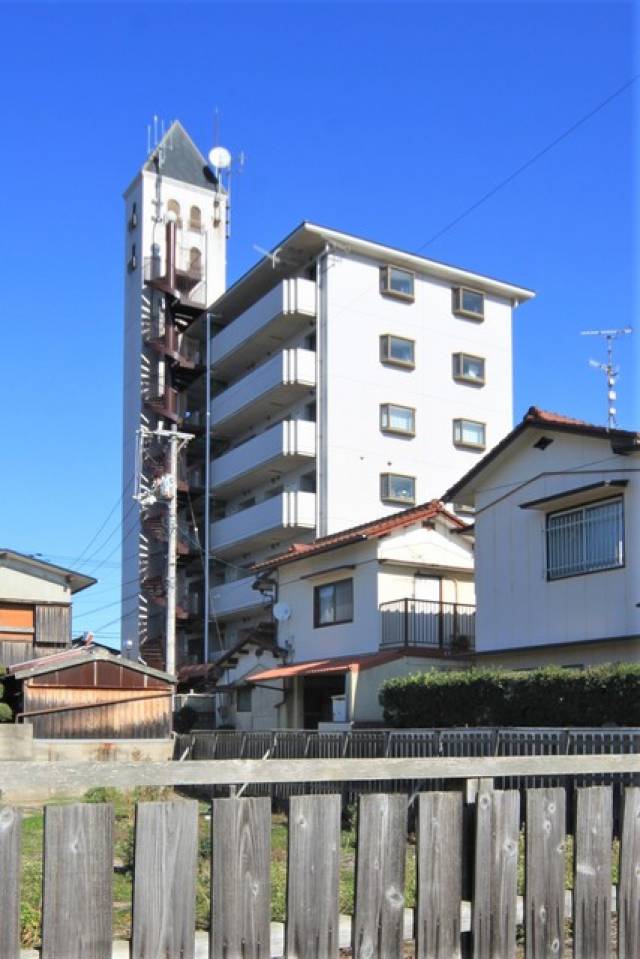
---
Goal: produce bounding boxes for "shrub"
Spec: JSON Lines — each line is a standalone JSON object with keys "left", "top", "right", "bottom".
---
{"left": 0, "top": 702, "right": 13, "bottom": 723}
{"left": 379, "top": 663, "right": 640, "bottom": 727}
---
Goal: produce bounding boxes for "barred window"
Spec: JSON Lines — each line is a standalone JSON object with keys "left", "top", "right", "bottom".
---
{"left": 546, "top": 497, "right": 624, "bottom": 580}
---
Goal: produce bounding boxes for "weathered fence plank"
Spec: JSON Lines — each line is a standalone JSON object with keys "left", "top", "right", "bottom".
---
{"left": 1, "top": 753, "right": 638, "bottom": 790}
{"left": 131, "top": 800, "right": 198, "bottom": 959}
{"left": 472, "top": 788, "right": 520, "bottom": 959}
{"left": 617, "top": 787, "right": 640, "bottom": 959}
{"left": 415, "top": 791, "right": 463, "bottom": 959}
{"left": 210, "top": 797, "right": 271, "bottom": 959}
{"left": 0, "top": 807, "right": 21, "bottom": 959}
{"left": 525, "top": 788, "right": 566, "bottom": 959}
{"left": 573, "top": 786, "right": 612, "bottom": 959}
{"left": 41, "top": 802, "right": 113, "bottom": 959}
{"left": 286, "top": 794, "right": 341, "bottom": 958}
{"left": 352, "top": 793, "right": 407, "bottom": 958}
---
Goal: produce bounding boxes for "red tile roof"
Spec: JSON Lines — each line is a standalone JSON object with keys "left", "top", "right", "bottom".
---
{"left": 246, "top": 647, "right": 451, "bottom": 682}
{"left": 253, "top": 500, "right": 468, "bottom": 571}
{"left": 445, "top": 407, "right": 640, "bottom": 502}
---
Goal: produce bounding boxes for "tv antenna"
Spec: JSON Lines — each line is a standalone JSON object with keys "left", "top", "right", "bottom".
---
{"left": 580, "top": 326, "right": 633, "bottom": 429}
{"left": 208, "top": 109, "right": 244, "bottom": 238}
{"left": 253, "top": 244, "right": 281, "bottom": 268}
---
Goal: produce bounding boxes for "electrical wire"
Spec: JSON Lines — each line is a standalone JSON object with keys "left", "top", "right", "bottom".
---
{"left": 69, "top": 476, "right": 135, "bottom": 569}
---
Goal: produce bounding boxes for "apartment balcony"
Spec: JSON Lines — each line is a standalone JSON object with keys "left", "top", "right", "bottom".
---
{"left": 379, "top": 598, "right": 476, "bottom": 653}
{"left": 211, "top": 491, "right": 316, "bottom": 556}
{"left": 210, "top": 575, "right": 271, "bottom": 620}
{"left": 211, "top": 420, "right": 316, "bottom": 497}
{"left": 211, "top": 349, "right": 316, "bottom": 436}
{"left": 212, "top": 278, "right": 316, "bottom": 380}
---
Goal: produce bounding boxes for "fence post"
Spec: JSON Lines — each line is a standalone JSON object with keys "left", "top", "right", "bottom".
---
{"left": 404, "top": 598, "right": 409, "bottom": 648}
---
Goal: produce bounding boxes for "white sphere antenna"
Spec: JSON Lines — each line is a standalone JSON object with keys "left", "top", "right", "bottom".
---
{"left": 273, "top": 602, "right": 291, "bottom": 622}
{"left": 209, "top": 146, "right": 232, "bottom": 171}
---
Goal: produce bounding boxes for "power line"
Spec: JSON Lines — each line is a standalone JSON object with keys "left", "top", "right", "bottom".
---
{"left": 69, "top": 476, "right": 135, "bottom": 568}
{"left": 418, "top": 72, "right": 639, "bottom": 250}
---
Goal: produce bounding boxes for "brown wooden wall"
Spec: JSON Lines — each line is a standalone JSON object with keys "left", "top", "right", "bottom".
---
{"left": 23, "top": 686, "right": 172, "bottom": 739}
{"left": 0, "top": 603, "right": 70, "bottom": 668}
{"left": 35, "top": 605, "right": 71, "bottom": 647}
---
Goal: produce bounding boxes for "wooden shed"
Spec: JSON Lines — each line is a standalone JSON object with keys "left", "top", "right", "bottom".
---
{"left": 7, "top": 645, "right": 176, "bottom": 739}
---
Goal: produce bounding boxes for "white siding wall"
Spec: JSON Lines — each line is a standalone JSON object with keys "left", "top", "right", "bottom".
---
{"left": 0, "top": 566, "right": 73, "bottom": 604}
{"left": 321, "top": 253, "right": 514, "bottom": 534}
{"left": 472, "top": 432, "right": 640, "bottom": 651}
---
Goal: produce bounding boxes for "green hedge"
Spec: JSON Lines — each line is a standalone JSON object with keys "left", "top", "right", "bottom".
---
{"left": 379, "top": 664, "right": 640, "bottom": 727}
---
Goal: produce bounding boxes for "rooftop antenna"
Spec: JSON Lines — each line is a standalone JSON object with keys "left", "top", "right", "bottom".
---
{"left": 208, "top": 108, "right": 241, "bottom": 237}
{"left": 580, "top": 326, "right": 633, "bottom": 429}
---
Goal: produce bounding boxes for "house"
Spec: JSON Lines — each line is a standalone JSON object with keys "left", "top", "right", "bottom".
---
{"left": 0, "top": 549, "right": 96, "bottom": 669}
{"left": 5, "top": 640, "right": 176, "bottom": 740}
{"left": 444, "top": 407, "right": 640, "bottom": 667}
{"left": 213, "top": 501, "right": 474, "bottom": 729}
{"left": 121, "top": 120, "right": 534, "bottom": 672}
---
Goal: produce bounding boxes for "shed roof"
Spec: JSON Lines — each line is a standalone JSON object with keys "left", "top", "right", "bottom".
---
{"left": 247, "top": 647, "right": 454, "bottom": 683}
{"left": 0, "top": 549, "right": 97, "bottom": 593}
{"left": 7, "top": 643, "right": 175, "bottom": 684}
{"left": 253, "top": 501, "right": 468, "bottom": 572}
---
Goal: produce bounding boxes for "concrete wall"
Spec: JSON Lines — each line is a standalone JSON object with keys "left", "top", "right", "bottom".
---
{"left": 350, "top": 655, "right": 459, "bottom": 723}
{"left": 321, "top": 251, "right": 515, "bottom": 534}
{"left": 471, "top": 431, "right": 640, "bottom": 652}
{"left": 480, "top": 638, "right": 640, "bottom": 670}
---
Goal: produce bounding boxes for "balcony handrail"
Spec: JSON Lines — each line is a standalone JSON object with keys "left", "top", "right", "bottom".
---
{"left": 380, "top": 597, "right": 476, "bottom": 651}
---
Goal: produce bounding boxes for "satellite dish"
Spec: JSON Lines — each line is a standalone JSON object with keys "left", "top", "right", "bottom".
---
{"left": 209, "top": 146, "right": 232, "bottom": 170}
{"left": 273, "top": 602, "right": 291, "bottom": 622}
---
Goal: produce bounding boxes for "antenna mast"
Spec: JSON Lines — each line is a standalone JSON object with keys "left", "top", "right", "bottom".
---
{"left": 580, "top": 326, "right": 633, "bottom": 429}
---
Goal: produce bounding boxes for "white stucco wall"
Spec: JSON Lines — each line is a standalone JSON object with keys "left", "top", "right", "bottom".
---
{"left": 0, "top": 565, "right": 73, "bottom": 604}
{"left": 321, "top": 252, "right": 515, "bottom": 534}
{"left": 471, "top": 430, "right": 640, "bottom": 652}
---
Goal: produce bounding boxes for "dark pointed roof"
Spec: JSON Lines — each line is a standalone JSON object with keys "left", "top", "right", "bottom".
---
{"left": 144, "top": 120, "right": 218, "bottom": 193}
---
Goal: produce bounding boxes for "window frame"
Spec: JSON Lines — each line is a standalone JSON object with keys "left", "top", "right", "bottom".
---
{"left": 380, "top": 265, "right": 415, "bottom": 302}
{"left": 380, "top": 472, "right": 416, "bottom": 506}
{"left": 379, "top": 334, "right": 416, "bottom": 369}
{"left": 380, "top": 403, "right": 416, "bottom": 437}
{"left": 236, "top": 686, "right": 253, "bottom": 712}
{"left": 313, "top": 578, "right": 354, "bottom": 629}
{"left": 452, "top": 352, "right": 486, "bottom": 386}
{"left": 545, "top": 495, "right": 625, "bottom": 582}
{"left": 452, "top": 286, "right": 485, "bottom": 321}
{"left": 452, "top": 418, "right": 486, "bottom": 450}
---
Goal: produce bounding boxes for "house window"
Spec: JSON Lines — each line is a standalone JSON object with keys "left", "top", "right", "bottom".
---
{"left": 453, "top": 419, "right": 486, "bottom": 450}
{"left": 452, "top": 353, "right": 485, "bottom": 385}
{"left": 314, "top": 579, "right": 354, "bottom": 627}
{"left": 453, "top": 287, "right": 485, "bottom": 320}
{"left": 381, "top": 473, "right": 416, "bottom": 505}
{"left": 380, "top": 335, "right": 415, "bottom": 369}
{"left": 380, "top": 266, "right": 415, "bottom": 301}
{"left": 189, "top": 205, "right": 202, "bottom": 231}
{"left": 546, "top": 497, "right": 624, "bottom": 580}
{"left": 236, "top": 686, "right": 252, "bottom": 712}
{"left": 380, "top": 404, "right": 415, "bottom": 436}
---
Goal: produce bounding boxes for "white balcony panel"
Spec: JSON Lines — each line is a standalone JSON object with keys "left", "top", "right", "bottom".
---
{"left": 212, "top": 278, "right": 316, "bottom": 380}
{"left": 212, "top": 420, "right": 316, "bottom": 497}
{"left": 211, "top": 491, "right": 316, "bottom": 557}
{"left": 211, "top": 576, "right": 270, "bottom": 620}
{"left": 211, "top": 349, "right": 316, "bottom": 436}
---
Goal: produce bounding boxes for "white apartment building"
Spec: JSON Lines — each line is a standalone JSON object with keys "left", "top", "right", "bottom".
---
{"left": 209, "top": 223, "right": 534, "bottom": 651}
{"left": 121, "top": 122, "right": 227, "bottom": 668}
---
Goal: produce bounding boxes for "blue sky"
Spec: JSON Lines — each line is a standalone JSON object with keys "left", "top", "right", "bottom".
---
{"left": 1, "top": 2, "right": 636, "bottom": 645}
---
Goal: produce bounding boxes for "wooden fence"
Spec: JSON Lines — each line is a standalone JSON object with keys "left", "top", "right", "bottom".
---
{"left": 1, "top": 755, "right": 639, "bottom": 958}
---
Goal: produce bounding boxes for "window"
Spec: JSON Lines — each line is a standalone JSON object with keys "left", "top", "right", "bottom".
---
{"left": 314, "top": 579, "right": 354, "bottom": 627}
{"left": 128, "top": 244, "right": 137, "bottom": 272}
{"left": 452, "top": 353, "right": 485, "bottom": 385}
{"left": 236, "top": 686, "right": 252, "bottom": 712}
{"left": 189, "top": 205, "right": 202, "bottom": 231}
{"left": 167, "top": 199, "right": 182, "bottom": 226}
{"left": 380, "top": 266, "right": 415, "bottom": 301}
{"left": 128, "top": 203, "right": 138, "bottom": 231}
{"left": 546, "top": 497, "right": 624, "bottom": 580}
{"left": 380, "top": 403, "right": 415, "bottom": 436}
{"left": 380, "top": 473, "right": 416, "bottom": 505}
{"left": 453, "top": 287, "right": 485, "bottom": 320}
{"left": 453, "top": 419, "right": 486, "bottom": 450}
{"left": 380, "top": 335, "right": 415, "bottom": 368}
{"left": 300, "top": 472, "right": 316, "bottom": 493}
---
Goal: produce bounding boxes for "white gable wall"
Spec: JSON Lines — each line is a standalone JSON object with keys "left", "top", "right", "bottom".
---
{"left": 0, "top": 564, "right": 73, "bottom": 604}
{"left": 471, "top": 430, "right": 639, "bottom": 651}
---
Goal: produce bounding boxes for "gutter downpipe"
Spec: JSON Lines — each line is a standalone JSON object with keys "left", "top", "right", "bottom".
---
{"left": 204, "top": 310, "right": 212, "bottom": 663}
{"left": 316, "top": 244, "right": 330, "bottom": 537}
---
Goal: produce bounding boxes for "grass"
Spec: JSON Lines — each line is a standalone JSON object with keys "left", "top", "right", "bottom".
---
{"left": 15, "top": 790, "right": 618, "bottom": 948}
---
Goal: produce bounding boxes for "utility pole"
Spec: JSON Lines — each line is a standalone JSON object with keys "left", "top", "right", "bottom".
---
{"left": 135, "top": 424, "right": 193, "bottom": 676}
{"left": 581, "top": 327, "right": 633, "bottom": 429}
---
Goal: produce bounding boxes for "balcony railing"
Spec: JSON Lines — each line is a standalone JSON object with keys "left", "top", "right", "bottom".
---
{"left": 380, "top": 598, "right": 475, "bottom": 652}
